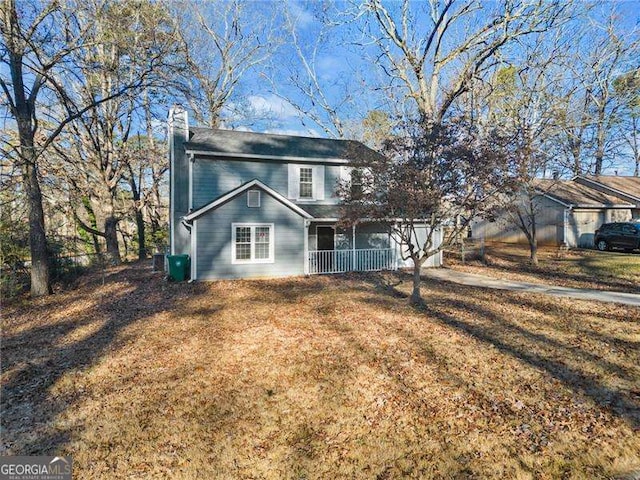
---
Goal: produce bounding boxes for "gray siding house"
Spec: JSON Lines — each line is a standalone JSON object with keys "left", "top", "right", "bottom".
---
{"left": 168, "top": 107, "right": 442, "bottom": 281}
{"left": 472, "top": 177, "right": 640, "bottom": 248}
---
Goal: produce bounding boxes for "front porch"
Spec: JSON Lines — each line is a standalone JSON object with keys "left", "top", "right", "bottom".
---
{"left": 308, "top": 248, "right": 396, "bottom": 274}
{"left": 303, "top": 220, "right": 444, "bottom": 275}
{"left": 305, "top": 221, "right": 397, "bottom": 275}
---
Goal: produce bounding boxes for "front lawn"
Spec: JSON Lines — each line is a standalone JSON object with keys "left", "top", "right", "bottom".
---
{"left": 2, "top": 263, "right": 639, "bottom": 478}
{"left": 445, "top": 242, "right": 640, "bottom": 293}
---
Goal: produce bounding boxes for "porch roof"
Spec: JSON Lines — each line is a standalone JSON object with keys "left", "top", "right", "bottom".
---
{"left": 296, "top": 203, "right": 342, "bottom": 220}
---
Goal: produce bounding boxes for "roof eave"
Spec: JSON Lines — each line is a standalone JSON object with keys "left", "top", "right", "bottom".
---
{"left": 574, "top": 175, "right": 640, "bottom": 203}
{"left": 185, "top": 149, "right": 352, "bottom": 165}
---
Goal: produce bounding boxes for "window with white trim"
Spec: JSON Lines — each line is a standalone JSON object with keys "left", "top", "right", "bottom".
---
{"left": 299, "top": 167, "right": 313, "bottom": 199}
{"left": 232, "top": 224, "right": 274, "bottom": 264}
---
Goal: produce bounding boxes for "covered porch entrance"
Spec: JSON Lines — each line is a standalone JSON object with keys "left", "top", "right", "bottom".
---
{"left": 305, "top": 221, "right": 396, "bottom": 275}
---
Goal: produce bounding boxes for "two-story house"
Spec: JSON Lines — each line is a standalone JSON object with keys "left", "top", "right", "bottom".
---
{"left": 168, "top": 106, "right": 442, "bottom": 280}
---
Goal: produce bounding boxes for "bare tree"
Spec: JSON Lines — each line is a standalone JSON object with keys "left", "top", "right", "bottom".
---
{"left": 56, "top": 0, "right": 176, "bottom": 264}
{"left": 555, "top": 12, "right": 639, "bottom": 175}
{"left": 339, "top": 120, "right": 514, "bottom": 304}
{"left": 0, "top": 0, "right": 178, "bottom": 293}
{"left": 477, "top": 35, "right": 567, "bottom": 264}
{"left": 173, "top": 0, "right": 278, "bottom": 128}
{"left": 613, "top": 69, "right": 640, "bottom": 176}
{"left": 1, "top": 0, "right": 97, "bottom": 295}
{"left": 121, "top": 97, "right": 168, "bottom": 259}
{"left": 361, "top": 0, "right": 570, "bottom": 133}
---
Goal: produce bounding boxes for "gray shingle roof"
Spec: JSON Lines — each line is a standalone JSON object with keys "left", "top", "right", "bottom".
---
{"left": 582, "top": 175, "right": 640, "bottom": 202}
{"left": 185, "top": 127, "right": 384, "bottom": 162}
{"left": 295, "top": 204, "right": 343, "bottom": 219}
{"left": 535, "top": 179, "right": 635, "bottom": 207}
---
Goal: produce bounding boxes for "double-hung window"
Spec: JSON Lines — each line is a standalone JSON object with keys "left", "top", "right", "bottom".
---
{"left": 232, "top": 223, "right": 274, "bottom": 264}
{"left": 288, "top": 164, "right": 324, "bottom": 201}
{"left": 299, "top": 167, "right": 313, "bottom": 199}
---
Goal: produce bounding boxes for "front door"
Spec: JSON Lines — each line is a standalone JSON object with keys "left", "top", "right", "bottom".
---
{"left": 317, "top": 226, "right": 335, "bottom": 250}
{"left": 316, "top": 226, "right": 335, "bottom": 272}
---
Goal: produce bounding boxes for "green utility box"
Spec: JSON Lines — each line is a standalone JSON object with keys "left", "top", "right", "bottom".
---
{"left": 167, "top": 254, "right": 190, "bottom": 281}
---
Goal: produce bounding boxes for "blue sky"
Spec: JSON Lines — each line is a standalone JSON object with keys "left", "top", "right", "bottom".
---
{"left": 210, "top": 0, "right": 640, "bottom": 136}
{"left": 3, "top": 0, "right": 640, "bottom": 174}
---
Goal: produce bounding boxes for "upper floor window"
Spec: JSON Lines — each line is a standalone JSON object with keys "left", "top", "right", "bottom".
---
{"left": 299, "top": 167, "right": 313, "bottom": 199}
{"left": 288, "top": 164, "right": 325, "bottom": 201}
{"left": 350, "top": 168, "right": 363, "bottom": 199}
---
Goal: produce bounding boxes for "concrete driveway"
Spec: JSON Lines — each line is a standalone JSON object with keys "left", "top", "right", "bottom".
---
{"left": 423, "top": 268, "right": 640, "bottom": 307}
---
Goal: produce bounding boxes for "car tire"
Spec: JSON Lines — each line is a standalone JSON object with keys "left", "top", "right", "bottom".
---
{"left": 596, "top": 240, "right": 609, "bottom": 251}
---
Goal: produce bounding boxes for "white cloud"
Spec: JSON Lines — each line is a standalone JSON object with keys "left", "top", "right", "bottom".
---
{"left": 247, "top": 94, "right": 299, "bottom": 119}
{"left": 317, "top": 56, "right": 343, "bottom": 75}
{"left": 233, "top": 125, "right": 254, "bottom": 132}
{"left": 263, "top": 127, "right": 321, "bottom": 137}
{"left": 286, "top": 1, "right": 314, "bottom": 30}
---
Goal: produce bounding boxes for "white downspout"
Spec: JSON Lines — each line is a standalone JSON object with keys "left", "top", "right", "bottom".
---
{"left": 188, "top": 153, "right": 194, "bottom": 211}
{"left": 352, "top": 224, "right": 356, "bottom": 271}
{"left": 303, "top": 220, "right": 310, "bottom": 275}
{"left": 563, "top": 208, "right": 568, "bottom": 247}
{"left": 190, "top": 219, "right": 197, "bottom": 282}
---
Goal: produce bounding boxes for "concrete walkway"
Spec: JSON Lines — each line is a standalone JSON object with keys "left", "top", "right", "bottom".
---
{"left": 423, "top": 268, "right": 640, "bottom": 307}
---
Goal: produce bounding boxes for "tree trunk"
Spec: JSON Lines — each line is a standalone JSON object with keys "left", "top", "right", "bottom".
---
{"left": 410, "top": 260, "right": 422, "bottom": 305}
{"left": 135, "top": 208, "right": 146, "bottom": 259}
{"left": 529, "top": 239, "right": 538, "bottom": 266}
{"left": 23, "top": 154, "right": 52, "bottom": 296}
{"left": 104, "top": 216, "right": 121, "bottom": 264}
{"left": 594, "top": 107, "right": 606, "bottom": 175}
{"left": 6, "top": 0, "right": 51, "bottom": 296}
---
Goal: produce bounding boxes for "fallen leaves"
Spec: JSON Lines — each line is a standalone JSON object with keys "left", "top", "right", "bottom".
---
{"left": 1, "top": 262, "right": 639, "bottom": 478}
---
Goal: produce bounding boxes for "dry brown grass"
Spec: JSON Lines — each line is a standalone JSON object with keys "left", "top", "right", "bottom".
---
{"left": 446, "top": 242, "right": 640, "bottom": 293}
{"left": 2, "top": 262, "right": 639, "bottom": 479}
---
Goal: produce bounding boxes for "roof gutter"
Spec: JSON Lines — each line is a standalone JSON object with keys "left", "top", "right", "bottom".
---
{"left": 184, "top": 149, "right": 352, "bottom": 165}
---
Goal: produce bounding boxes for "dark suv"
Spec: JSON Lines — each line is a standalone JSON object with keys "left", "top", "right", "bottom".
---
{"left": 594, "top": 222, "right": 640, "bottom": 252}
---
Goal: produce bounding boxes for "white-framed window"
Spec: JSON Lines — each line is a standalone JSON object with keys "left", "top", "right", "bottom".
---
{"left": 288, "top": 164, "right": 325, "bottom": 201}
{"left": 231, "top": 223, "right": 274, "bottom": 264}
{"left": 299, "top": 167, "right": 313, "bottom": 199}
{"left": 247, "top": 190, "right": 261, "bottom": 208}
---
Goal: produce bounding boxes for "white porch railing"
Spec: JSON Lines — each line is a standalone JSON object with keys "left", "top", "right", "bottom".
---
{"left": 308, "top": 248, "right": 395, "bottom": 275}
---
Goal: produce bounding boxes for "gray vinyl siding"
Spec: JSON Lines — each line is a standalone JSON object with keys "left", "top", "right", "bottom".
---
{"left": 307, "top": 222, "right": 391, "bottom": 251}
{"left": 394, "top": 225, "right": 442, "bottom": 268}
{"left": 192, "top": 157, "right": 343, "bottom": 209}
{"left": 355, "top": 223, "right": 391, "bottom": 249}
{"left": 170, "top": 113, "right": 191, "bottom": 255}
{"left": 195, "top": 190, "right": 305, "bottom": 279}
{"left": 472, "top": 195, "right": 565, "bottom": 246}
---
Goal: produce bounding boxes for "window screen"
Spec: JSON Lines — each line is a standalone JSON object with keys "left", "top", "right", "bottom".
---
{"left": 235, "top": 226, "right": 251, "bottom": 260}
{"left": 299, "top": 167, "right": 313, "bottom": 199}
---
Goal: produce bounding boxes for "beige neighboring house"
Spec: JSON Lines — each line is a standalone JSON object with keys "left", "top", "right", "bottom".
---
{"left": 472, "top": 175, "right": 640, "bottom": 248}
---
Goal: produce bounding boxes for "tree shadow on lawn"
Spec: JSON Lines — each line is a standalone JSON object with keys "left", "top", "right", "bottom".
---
{"left": 359, "top": 273, "right": 640, "bottom": 430}
{"left": 448, "top": 247, "right": 640, "bottom": 293}
{"left": 0, "top": 267, "right": 340, "bottom": 458}
{"left": 0, "top": 264, "right": 210, "bottom": 455}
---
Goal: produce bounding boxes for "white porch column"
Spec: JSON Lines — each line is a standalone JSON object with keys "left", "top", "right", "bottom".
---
{"left": 352, "top": 224, "right": 356, "bottom": 271}
{"left": 303, "top": 220, "right": 310, "bottom": 275}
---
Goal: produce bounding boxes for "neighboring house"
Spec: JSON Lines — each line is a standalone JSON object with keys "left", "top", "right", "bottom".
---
{"left": 168, "top": 106, "right": 442, "bottom": 280}
{"left": 472, "top": 177, "right": 640, "bottom": 248}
